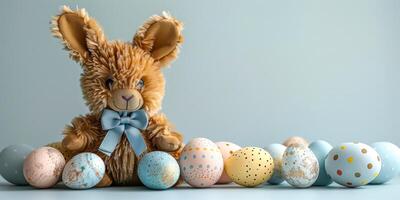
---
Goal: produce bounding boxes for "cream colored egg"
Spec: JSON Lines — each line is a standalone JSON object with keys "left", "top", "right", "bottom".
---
{"left": 23, "top": 147, "right": 65, "bottom": 188}
{"left": 215, "top": 141, "right": 241, "bottom": 184}
{"left": 225, "top": 147, "right": 274, "bottom": 187}
{"left": 283, "top": 136, "right": 308, "bottom": 147}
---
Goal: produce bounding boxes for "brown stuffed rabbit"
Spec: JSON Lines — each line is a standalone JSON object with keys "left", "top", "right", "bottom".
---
{"left": 48, "top": 6, "right": 184, "bottom": 187}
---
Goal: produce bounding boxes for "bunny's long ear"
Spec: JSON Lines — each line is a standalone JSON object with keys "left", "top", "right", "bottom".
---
{"left": 133, "top": 12, "right": 184, "bottom": 68}
{"left": 51, "top": 6, "right": 106, "bottom": 63}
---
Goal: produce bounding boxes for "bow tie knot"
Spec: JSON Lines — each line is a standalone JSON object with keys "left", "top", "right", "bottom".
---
{"left": 99, "top": 109, "right": 149, "bottom": 156}
{"left": 119, "top": 116, "right": 131, "bottom": 124}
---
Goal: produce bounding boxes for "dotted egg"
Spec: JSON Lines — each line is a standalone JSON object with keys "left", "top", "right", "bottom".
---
{"left": 225, "top": 147, "right": 274, "bottom": 187}
{"left": 179, "top": 138, "right": 224, "bottom": 187}
{"left": 325, "top": 142, "right": 381, "bottom": 187}
{"left": 0, "top": 144, "right": 34, "bottom": 185}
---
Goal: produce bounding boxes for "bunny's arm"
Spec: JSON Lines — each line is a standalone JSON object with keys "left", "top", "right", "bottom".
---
{"left": 62, "top": 114, "right": 104, "bottom": 152}
{"left": 145, "top": 113, "right": 184, "bottom": 159}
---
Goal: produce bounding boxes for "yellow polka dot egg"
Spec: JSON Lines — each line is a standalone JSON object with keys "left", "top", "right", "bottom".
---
{"left": 225, "top": 147, "right": 274, "bottom": 187}
{"left": 179, "top": 138, "right": 224, "bottom": 187}
{"left": 325, "top": 142, "right": 381, "bottom": 187}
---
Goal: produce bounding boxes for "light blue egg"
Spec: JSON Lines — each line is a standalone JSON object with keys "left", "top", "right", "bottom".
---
{"left": 0, "top": 144, "right": 34, "bottom": 185}
{"left": 264, "top": 144, "right": 286, "bottom": 185}
{"left": 309, "top": 140, "right": 333, "bottom": 186}
{"left": 138, "top": 151, "right": 180, "bottom": 190}
{"left": 369, "top": 142, "right": 400, "bottom": 184}
{"left": 62, "top": 153, "right": 105, "bottom": 189}
{"left": 325, "top": 142, "right": 381, "bottom": 187}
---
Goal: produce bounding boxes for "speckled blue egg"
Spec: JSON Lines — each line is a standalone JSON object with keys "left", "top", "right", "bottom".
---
{"left": 369, "top": 142, "right": 400, "bottom": 184}
{"left": 0, "top": 144, "right": 34, "bottom": 185}
{"left": 138, "top": 151, "right": 180, "bottom": 190}
{"left": 309, "top": 140, "right": 333, "bottom": 186}
{"left": 325, "top": 142, "right": 381, "bottom": 187}
{"left": 62, "top": 153, "right": 105, "bottom": 189}
{"left": 264, "top": 144, "right": 286, "bottom": 185}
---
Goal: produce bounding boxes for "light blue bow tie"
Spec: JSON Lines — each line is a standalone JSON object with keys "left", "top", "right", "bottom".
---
{"left": 99, "top": 109, "right": 149, "bottom": 157}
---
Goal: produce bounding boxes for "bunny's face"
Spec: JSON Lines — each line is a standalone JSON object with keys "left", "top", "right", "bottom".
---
{"left": 80, "top": 41, "right": 164, "bottom": 114}
{"left": 52, "top": 6, "right": 183, "bottom": 115}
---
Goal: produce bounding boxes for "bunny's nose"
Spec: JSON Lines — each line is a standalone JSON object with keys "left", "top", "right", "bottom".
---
{"left": 121, "top": 95, "right": 134, "bottom": 102}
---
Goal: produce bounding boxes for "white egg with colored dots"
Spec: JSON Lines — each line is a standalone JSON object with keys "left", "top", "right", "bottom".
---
{"left": 281, "top": 145, "right": 319, "bottom": 188}
{"left": 325, "top": 142, "right": 381, "bottom": 187}
{"left": 225, "top": 147, "right": 274, "bottom": 187}
{"left": 179, "top": 138, "right": 224, "bottom": 187}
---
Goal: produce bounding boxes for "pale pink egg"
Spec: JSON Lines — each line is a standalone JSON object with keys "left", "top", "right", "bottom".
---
{"left": 23, "top": 147, "right": 65, "bottom": 188}
{"left": 215, "top": 141, "right": 241, "bottom": 184}
{"left": 179, "top": 138, "right": 223, "bottom": 187}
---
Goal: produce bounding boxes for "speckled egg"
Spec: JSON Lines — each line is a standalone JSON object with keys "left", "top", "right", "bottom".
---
{"left": 138, "top": 151, "right": 180, "bottom": 190}
{"left": 62, "top": 152, "right": 105, "bottom": 189}
{"left": 309, "top": 140, "right": 333, "bottom": 186}
{"left": 283, "top": 136, "right": 308, "bottom": 147}
{"left": 264, "top": 143, "right": 286, "bottom": 185}
{"left": 179, "top": 138, "right": 224, "bottom": 187}
{"left": 23, "top": 147, "right": 65, "bottom": 188}
{"left": 325, "top": 142, "right": 381, "bottom": 187}
{"left": 215, "top": 141, "right": 241, "bottom": 184}
{"left": 225, "top": 147, "right": 274, "bottom": 187}
{"left": 0, "top": 144, "right": 34, "bottom": 185}
{"left": 282, "top": 145, "right": 319, "bottom": 188}
{"left": 369, "top": 142, "right": 400, "bottom": 184}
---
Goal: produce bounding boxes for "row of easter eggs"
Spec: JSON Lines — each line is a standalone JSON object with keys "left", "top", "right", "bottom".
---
{"left": 141, "top": 137, "right": 400, "bottom": 189}
{"left": 1, "top": 137, "right": 400, "bottom": 189}
{"left": 0, "top": 145, "right": 106, "bottom": 189}
{"left": 269, "top": 137, "right": 400, "bottom": 187}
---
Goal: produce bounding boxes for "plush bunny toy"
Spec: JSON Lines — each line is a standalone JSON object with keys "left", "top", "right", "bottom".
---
{"left": 49, "top": 6, "right": 184, "bottom": 187}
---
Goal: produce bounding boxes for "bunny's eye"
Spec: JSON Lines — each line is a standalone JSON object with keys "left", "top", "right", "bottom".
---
{"left": 105, "top": 78, "right": 114, "bottom": 90}
{"left": 136, "top": 79, "right": 144, "bottom": 90}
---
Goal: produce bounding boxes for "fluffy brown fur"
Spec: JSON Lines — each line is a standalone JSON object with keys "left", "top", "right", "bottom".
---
{"left": 49, "top": 6, "right": 184, "bottom": 186}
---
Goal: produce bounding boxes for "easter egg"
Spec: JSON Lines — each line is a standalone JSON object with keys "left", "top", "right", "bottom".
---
{"left": 282, "top": 145, "right": 319, "bottom": 188}
{"left": 138, "top": 151, "right": 180, "bottom": 189}
{"left": 0, "top": 144, "right": 34, "bottom": 185}
{"left": 23, "top": 147, "right": 65, "bottom": 188}
{"left": 369, "top": 142, "right": 400, "bottom": 184}
{"left": 225, "top": 147, "right": 274, "bottom": 187}
{"left": 179, "top": 138, "right": 223, "bottom": 187}
{"left": 215, "top": 141, "right": 241, "bottom": 184}
{"left": 283, "top": 136, "right": 308, "bottom": 147}
{"left": 309, "top": 140, "right": 333, "bottom": 186}
{"left": 62, "top": 152, "right": 105, "bottom": 189}
{"left": 325, "top": 142, "right": 381, "bottom": 187}
{"left": 264, "top": 144, "right": 286, "bottom": 185}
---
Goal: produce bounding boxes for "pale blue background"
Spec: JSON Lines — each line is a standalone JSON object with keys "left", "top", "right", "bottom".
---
{"left": 0, "top": 0, "right": 399, "bottom": 150}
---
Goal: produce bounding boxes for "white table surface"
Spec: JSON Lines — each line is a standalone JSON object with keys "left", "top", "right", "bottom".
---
{"left": 0, "top": 176, "right": 398, "bottom": 200}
